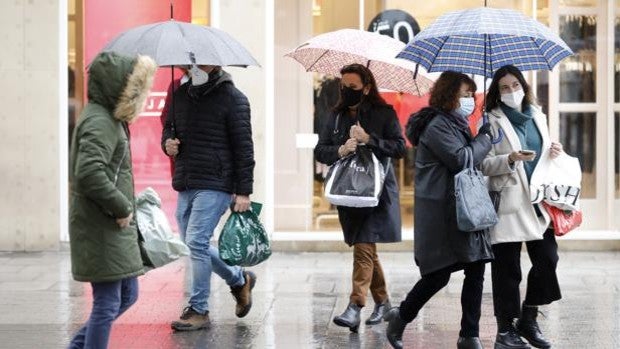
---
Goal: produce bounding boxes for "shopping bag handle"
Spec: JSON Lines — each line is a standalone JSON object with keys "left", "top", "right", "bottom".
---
{"left": 229, "top": 201, "right": 263, "bottom": 216}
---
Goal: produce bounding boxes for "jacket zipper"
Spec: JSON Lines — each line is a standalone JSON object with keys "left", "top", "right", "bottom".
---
{"left": 113, "top": 147, "right": 127, "bottom": 186}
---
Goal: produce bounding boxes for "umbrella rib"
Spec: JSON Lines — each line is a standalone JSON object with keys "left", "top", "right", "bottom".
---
{"left": 426, "top": 37, "right": 449, "bottom": 72}
{"left": 306, "top": 49, "right": 330, "bottom": 72}
{"left": 133, "top": 24, "right": 163, "bottom": 56}
{"left": 487, "top": 34, "right": 493, "bottom": 78}
{"left": 531, "top": 37, "right": 554, "bottom": 71}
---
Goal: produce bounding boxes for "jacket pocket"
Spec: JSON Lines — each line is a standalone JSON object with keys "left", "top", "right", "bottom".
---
{"left": 498, "top": 185, "right": 523, "bottom": 215}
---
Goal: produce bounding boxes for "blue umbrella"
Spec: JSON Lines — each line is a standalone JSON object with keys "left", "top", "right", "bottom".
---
{"left": 396, "top": 7, "right": 573, "bottom": 143}
{"left": 397, "top": 7, "right": 573, "bottom": 78}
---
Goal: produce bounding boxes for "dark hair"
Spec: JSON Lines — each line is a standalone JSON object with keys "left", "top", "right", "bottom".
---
{"left": 486, "top": 65, "right": 535, "bottom": 111}
{"left": 333, "top": 63, "right": 387, "bottom": 113}
{"left": 429, "top": 71, "right": 477, "bottom": 112}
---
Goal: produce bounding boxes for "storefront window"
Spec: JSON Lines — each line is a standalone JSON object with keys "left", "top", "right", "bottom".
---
{"left": 536, "top": 71, "right": 549, "bottom": 116}
{"left": 616, "top": 5, "right": 620, "bottom": 198}
{"left": 559, "top": 15, "right": 597, "bottom": 103}
{"left": 311, "top": 0, "right": 417, "bottom": 230}
{"left": 615, "top": 16, "right": 620, "bottom": 103}
{"left": 311, "top": 0, "right": 536, "bottom": 230}
{"left": 559, "top": 112, "right": 596, "bottom": 198}
{"left": 559, "top": 0, "right": 597, "bottom": 7}
{"left": 535, "top": 3, "right": 550, "bottom": 116}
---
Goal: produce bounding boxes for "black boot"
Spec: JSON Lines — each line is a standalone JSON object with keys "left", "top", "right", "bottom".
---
{"left": 384, "top": 307, "right": 406, "bottom": 349}
{"left": 333, "top": 303, "right": 362, "bottom": 333}
{"left": 495, "top": 317, "right": 531, "bottom": 349}
{"left": 458, "top": 337, "right": 484, "bottom": 349}
{"left": 516, "top": 305, "right": 551, "bottom": 349}
{"left": 365, "top": 299, "right": 391, "bottom": 325}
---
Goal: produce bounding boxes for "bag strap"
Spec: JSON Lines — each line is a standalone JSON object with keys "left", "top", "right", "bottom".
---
{"left": 333, "top": 113, "right": 341, "bottom": 134}
{"left": 462, "top": 147, "right": 473, "bottom": 171}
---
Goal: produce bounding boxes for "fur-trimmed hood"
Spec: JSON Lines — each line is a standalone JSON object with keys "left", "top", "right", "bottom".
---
{"left": 87, "top": 52, "right": 157, "bottom": 122}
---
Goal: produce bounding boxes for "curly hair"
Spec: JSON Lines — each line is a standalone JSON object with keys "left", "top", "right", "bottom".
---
{"left": 333, "top": 63, "right": 387, "bottom": 113}
{"left": 485, "top": 65, "right": 535, "bottom": 111}
{"left": 429, "top": 71, "right": 477, "bottom": 112}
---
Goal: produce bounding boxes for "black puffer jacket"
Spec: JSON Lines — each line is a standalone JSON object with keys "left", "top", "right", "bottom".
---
{"left": 161, "top": 70, "right": 254, "bottom": 195}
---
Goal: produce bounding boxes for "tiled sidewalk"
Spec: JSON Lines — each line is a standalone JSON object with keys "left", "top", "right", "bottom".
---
{"left": 0, "top": 250, "right": 617, "bottom": 348}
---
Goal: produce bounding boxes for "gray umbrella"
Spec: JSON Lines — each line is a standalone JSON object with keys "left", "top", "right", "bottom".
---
{"left": 102, "top": 20, "right": 260, "bottom": 67}
{"left": 101, "top": 20, "right": 259, "bottom": 138}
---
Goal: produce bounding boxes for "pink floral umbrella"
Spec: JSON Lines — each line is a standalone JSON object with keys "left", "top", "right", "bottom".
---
{"left": 285, "top": 29, "right": 433, "bottom": 96}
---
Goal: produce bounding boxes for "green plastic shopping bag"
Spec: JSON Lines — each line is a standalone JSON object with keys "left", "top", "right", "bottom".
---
{"left": 218, "top": 202, "right": 272, "bottom": 266}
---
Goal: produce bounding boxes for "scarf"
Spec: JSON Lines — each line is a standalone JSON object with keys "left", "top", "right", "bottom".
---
{"left": 500, "top": 103, "right": 542, "bottom": 181}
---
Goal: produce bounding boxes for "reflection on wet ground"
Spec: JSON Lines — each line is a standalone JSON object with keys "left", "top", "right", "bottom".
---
{"left": 0, "top": 250, "right": 618, "bottom": 348}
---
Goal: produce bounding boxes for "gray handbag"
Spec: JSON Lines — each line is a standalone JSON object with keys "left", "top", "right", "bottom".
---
{"left": 454, "top": 147, "right": 499, "bottom": 232}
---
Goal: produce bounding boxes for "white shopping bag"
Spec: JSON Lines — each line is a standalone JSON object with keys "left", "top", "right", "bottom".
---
{"left": 324, "top": 146, "right": 385, "bottom": 208}
{"left": 136, "top": 187, "right": 189, "bottom": 268}
{"left": 530, "top": 153, "right": 582, "bottom": 211}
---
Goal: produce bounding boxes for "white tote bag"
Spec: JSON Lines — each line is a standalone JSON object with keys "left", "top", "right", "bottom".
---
{"left": 324, "top": 146, "right": 385, "bottom": 208}
{"left": 530, "top": 153, "right": 582, "bottom": 211}
{"left": 136, "top": 187, "right": 189, "bottom": 268}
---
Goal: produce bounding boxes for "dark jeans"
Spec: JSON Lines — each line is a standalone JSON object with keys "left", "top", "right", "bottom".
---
{"left": 491, "top": 229, "right": 562, "bottom": 319}
{"left": 68, "top": 277, "right": 139, "bottom": 349}
{"left": 399, "top": 262, "right": 486, "bottom": 337}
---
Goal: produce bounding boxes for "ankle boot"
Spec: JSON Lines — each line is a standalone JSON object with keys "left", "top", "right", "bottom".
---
{"left": 365, "top": 299, "right": 391, "bottom": 325}
{"left": 457, "top": 336, "right": 484, "bottom": 349}
{"left": 494, "top": 317, "right": 531, "bottom": 349}
{"left": 384, "top": 307, "right": 406, "bottom": 349}
{"left": 516, "top": 305, "right": 551, "bottom": 349}
{"left": 333, "top": 303, "right": 362, "bottom": 332}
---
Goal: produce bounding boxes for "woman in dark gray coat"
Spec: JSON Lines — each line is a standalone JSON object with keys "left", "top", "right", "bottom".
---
{"left": 315, "top": 64, "right": 406, "bottom": 332}
{"left": 385, "top": 71, "right": 494, "bottom": 349}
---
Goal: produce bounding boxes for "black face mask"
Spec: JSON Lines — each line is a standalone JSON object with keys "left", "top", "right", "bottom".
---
{"left": 341, "top": 86, "right": 364, "bottom": 107}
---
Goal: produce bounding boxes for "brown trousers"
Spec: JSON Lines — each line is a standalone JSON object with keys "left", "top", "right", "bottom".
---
{"left": 350, "top": 243, "right": 388, "bottom": 307}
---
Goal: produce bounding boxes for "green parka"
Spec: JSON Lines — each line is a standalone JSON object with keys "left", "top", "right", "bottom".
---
{"left": 69, "top": 52, "right": 156, "bottom": 282}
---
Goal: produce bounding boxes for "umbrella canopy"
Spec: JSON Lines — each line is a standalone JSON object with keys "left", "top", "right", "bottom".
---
{"left": 102, "top": 20, "right": 260, "bottom": 67}
{"left": 397, "top": 7, "right": 573, "bottom": 78}
{"left": 286, "top": 29, "right": 433, "bottom": 96}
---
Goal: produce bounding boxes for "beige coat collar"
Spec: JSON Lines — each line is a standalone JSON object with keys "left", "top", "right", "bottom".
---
{"left": 488, "top": 105, "right": 551, "bottom": 155}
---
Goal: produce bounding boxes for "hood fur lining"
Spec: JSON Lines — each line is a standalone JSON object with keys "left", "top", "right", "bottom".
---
{"left": 114, "top": 55, "right": 157, "bottom": 123}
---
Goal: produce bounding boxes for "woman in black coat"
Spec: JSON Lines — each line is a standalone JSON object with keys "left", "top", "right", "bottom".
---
{"left": 385, "top": 71, "right": 494, "bottom": 349}
{"left": 315, "top": 64, "right": 406, "bottom": 332}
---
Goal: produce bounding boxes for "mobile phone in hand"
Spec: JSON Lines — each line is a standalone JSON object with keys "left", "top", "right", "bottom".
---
{"left": 519, "top": 150, "right": 535, "bottom": 155}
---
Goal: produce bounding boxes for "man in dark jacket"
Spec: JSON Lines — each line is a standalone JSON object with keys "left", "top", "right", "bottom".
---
{"left": 162, "top": 64, "right": 257, "bottom": 331}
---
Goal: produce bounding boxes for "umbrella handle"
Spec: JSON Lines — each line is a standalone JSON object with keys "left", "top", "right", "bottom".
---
{"left": 482, "top": 111, "right": 504, "bottom": 144}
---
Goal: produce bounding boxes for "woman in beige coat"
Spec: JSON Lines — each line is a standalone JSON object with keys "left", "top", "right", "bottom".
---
{"left": 481, "top": 65, "right": 564, "bottom": 349}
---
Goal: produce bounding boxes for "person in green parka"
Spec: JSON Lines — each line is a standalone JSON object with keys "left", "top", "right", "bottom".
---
{"left": 68, "top": 51, "right": 156, "bottom": 349}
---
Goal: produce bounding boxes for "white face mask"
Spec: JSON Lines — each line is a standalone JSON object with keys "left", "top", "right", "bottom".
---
{"left": 180, "top": 73, "right": 190, "bottom": 85}
{"left": 501, "top": 89, "right": 525, "bottom": 109}
{"left": 190, "top": 65, "right": 209, "bottom": 86}
{"left": 455, "top": 97, "right": 475, "bottom": 117}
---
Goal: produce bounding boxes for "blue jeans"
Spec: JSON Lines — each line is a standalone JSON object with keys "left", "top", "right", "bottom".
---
{"left": 176, "top": 189, "right": 245, "bottom": 314}
{"left": 68, "top": 277, "right": 138, "bottom": 349}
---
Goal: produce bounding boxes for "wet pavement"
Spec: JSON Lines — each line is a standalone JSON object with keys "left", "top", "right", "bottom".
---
{"left": 0, "top": 249, "right": 618, "bottom": 349}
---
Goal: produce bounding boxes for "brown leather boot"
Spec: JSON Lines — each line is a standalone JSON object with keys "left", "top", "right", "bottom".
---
{"left": 171, "top": 306, "right": 209, "bottom": 331}
{"left": 230, "top": 271, "right": 257, "bottom": 318}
